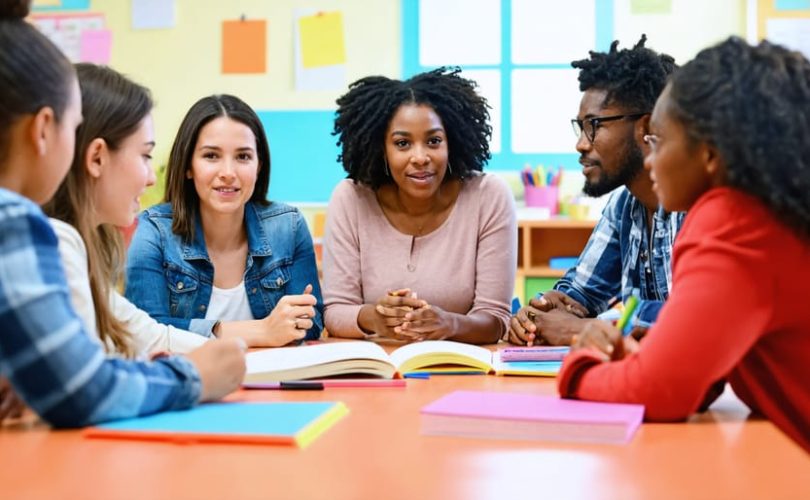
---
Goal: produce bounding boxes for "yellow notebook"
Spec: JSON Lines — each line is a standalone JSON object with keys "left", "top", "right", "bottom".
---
{"left": 245, "top": 341, "right": 561, "bottom": 382}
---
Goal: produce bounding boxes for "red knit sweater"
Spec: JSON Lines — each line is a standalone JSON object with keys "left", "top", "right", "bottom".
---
{"left": 558, "top": 187, "right": 810, "bottom": 453}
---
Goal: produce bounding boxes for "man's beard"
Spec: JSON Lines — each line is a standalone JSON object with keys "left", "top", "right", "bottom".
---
{"left": 582, "top": 142, "right": 645, "bottom": 197}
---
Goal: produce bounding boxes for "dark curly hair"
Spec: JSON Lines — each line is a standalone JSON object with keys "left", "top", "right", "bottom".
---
{"left": 667, "top": 36, "right": 810, "bottom": 238}
{"left": 572, "top": 34, "right": 677, "bottom": 112}
{"left": 332, "top": 67, "right": 491, "bottom": 189}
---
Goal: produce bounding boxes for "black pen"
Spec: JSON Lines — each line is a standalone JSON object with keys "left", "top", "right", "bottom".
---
{"left": 243, "top": 381, "right": 325, "bottom": 391}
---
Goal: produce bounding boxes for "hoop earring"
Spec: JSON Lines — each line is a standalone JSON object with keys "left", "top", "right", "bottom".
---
{"left": 447, "top": 162, "right": 453, "bottom": 175}
{"left": 383, "top": 157, "right": 391, "bottom": 177}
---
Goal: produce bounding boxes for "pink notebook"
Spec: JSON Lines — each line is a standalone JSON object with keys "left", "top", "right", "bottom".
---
{"left": 421, "top": 390, "right": 644, "bottom": 445}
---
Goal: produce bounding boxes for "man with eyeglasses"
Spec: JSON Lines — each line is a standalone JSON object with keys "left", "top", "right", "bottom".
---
{"left": 509, "top": 35, "right": 686, "bottom": 346}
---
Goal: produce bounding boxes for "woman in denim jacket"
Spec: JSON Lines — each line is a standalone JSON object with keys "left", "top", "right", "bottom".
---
{"left": 125, "top": 95, "right": 322, "bottom": 346}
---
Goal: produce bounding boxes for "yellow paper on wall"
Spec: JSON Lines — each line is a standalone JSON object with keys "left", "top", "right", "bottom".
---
{"left": 630, "top": 0, "right": 671, "bottom": 14}
{"left": 299, "top": 11, "right": 346, "bottom": 68}
{"left": 34, "top": 0, "right": 62, "bottom": 6}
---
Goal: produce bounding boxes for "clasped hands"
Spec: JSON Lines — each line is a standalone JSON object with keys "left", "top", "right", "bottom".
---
{"left": 509, "top": 290, "right": 644, "bottom": 362}
{"left": 371, "top": 288, "right": 453, "bottom": 342}
{"left": 508, "top": 290, "right": 591, "bottom": 346}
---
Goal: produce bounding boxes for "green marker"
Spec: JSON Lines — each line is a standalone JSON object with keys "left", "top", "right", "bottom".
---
{"left": 616, "top": 294, "right": 640, "bottom": 336}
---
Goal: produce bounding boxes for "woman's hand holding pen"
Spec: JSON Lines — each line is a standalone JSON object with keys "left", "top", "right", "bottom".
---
{"left": 186, "top": 339, "right": 247, "bottom": 402}
{"left": 571, "top": 320, "right": 640, "bottom": 362}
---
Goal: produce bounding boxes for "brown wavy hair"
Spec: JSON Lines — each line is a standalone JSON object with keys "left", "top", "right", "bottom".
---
{"left": 43, "top": 64, "right": 153, "bottom": 358}
{"left": 164, "top": 94, "right": 271, "bottom": 242}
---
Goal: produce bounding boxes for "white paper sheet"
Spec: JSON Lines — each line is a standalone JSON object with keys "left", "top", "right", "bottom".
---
{"left": 511, "top": 68, "right": 582, "bottom": 153}
{"left": 418, "top": 0, "right": 501, "bottom": 65}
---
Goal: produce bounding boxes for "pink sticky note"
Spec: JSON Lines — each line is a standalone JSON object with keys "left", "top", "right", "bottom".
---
{"left": 80, "top": 29, "right": 112, "bottom": 64}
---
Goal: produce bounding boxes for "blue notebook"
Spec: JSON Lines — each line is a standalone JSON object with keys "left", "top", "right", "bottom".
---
{"left": 84, "top": 401, "right": 348, "bottom": 448}
{"left": 494, "top": 360, "right": 562, "bottom": 377}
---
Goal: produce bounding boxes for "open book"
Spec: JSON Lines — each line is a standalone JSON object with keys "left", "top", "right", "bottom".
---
{"left": 244, "top": 340, "right": 561, "bottom": 383}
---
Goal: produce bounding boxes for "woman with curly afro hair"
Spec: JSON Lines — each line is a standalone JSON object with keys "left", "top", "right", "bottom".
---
{"left": 559, "top": 37, "right": 810, "bottom": 453}
{"left": 323, "top": 68, "right": 517, "bottom": 344}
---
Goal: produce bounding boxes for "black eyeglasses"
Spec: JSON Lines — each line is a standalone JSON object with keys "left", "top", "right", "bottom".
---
{"left": 571, "top": 112, "right": 649, "bottom": 143}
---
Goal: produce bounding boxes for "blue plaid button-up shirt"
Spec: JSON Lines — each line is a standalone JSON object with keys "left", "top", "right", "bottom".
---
{"left": 0, "top": 188, "right": 201, "bottom": 428}
{"left": 553, "top": 187, "right": 685, "bottom": 326}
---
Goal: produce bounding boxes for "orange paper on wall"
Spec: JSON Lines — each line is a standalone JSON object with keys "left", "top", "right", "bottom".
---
{"left": 222, "top": 19, "right": 266, "bottom": 74}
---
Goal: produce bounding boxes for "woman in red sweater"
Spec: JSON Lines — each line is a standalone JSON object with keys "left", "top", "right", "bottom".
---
{"left": 558, "top": 37, "right": 810, "bottom": 453}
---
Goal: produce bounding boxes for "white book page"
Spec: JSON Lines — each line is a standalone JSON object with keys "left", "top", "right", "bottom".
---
{"left": 246, "top": 341, "right": 391, "bottom": 375}
{"left": 388, "top": 340, "right": 493, "bottom": 370}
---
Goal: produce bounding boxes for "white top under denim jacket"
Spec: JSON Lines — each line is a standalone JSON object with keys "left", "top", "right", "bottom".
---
{"left": 50, "top": 218, "right": 208, "bottom": 356}
{"left": 124, "top": 201, "right": 323, "bottom": 340}
{"left": 205, "top": 282, "right": 255, "bottom": 321}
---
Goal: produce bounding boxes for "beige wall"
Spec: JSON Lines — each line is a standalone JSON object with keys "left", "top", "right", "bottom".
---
{"left": 612, "top": 0, "right": 747, "bottom": 64}
{"left": 91, "top": 0, "right": 400, "bottom": 202}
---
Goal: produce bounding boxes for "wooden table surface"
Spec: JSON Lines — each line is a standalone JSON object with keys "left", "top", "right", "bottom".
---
{"left": 2, "top": 372, "right": 809, "bottom": 500}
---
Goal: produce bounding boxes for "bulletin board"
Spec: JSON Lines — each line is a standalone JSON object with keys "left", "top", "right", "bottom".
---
{"left": 748, "top": 0, "right": 810, "bottom": 58}
{"left": 28, "top": 0, "right": 400, "bottom": 204}
{"left": 28, "top": 1, "right": 756, "bottom": 203}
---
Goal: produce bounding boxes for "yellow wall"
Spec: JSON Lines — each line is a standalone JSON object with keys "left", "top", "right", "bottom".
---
{"left": 756, "top": 0, "right": 810, "bottom": 38}
{"left": 613, "top": 0, "right": 747, "bottom": 64}
{"left": 92, "top": 0, "right": 400, "bottom": 194}
{"left": 61, "top": 1, "right": 755, "bottom": 205}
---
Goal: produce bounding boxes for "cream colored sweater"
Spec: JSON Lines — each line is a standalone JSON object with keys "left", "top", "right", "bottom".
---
{"left": 51, "top": 218, "right": 207, "bottom": 357}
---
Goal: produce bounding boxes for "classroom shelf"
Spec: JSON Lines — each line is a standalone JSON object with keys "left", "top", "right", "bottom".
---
{"left": 522, "top": 267, "right": 568, "bottom": 278}
{"left": 516, "top": 218, "right": 595, "bottom": 303}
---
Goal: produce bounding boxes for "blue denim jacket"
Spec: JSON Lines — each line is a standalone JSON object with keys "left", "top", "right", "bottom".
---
{"left": 552, "top": 187, "right": 685, "bottom": 327}
{"left": 125, "top": 201, "right": 323, "bottom": 340}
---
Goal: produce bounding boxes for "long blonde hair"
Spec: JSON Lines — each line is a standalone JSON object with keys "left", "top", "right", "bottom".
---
{"left": 43, "top": 64, "right": 153, "bottom": 358}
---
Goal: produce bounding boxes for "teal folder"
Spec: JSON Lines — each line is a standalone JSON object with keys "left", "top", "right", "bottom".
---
{"left": 84, "top": 401, "right": 348, "bottom": 448}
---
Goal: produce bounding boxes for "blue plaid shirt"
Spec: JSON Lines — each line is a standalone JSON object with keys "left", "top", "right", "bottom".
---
{"left": 553, "top": 187, "right": 685, "bottom": 326}
{"left": 0, "top": 188, "right": 201, "bottom": 428}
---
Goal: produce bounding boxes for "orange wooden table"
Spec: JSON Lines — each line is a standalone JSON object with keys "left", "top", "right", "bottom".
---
{"left": 1, "top": 373, "right": 808, "bottom": 500}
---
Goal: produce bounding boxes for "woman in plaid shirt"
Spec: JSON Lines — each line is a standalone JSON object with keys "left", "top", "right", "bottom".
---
{"left": 0, "top": 0, "right": 244, "bottom": 427}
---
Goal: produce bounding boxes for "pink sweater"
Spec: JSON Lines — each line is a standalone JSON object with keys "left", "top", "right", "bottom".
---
{"left": 323, "top": 174, "right": 517, "bottom": 339}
